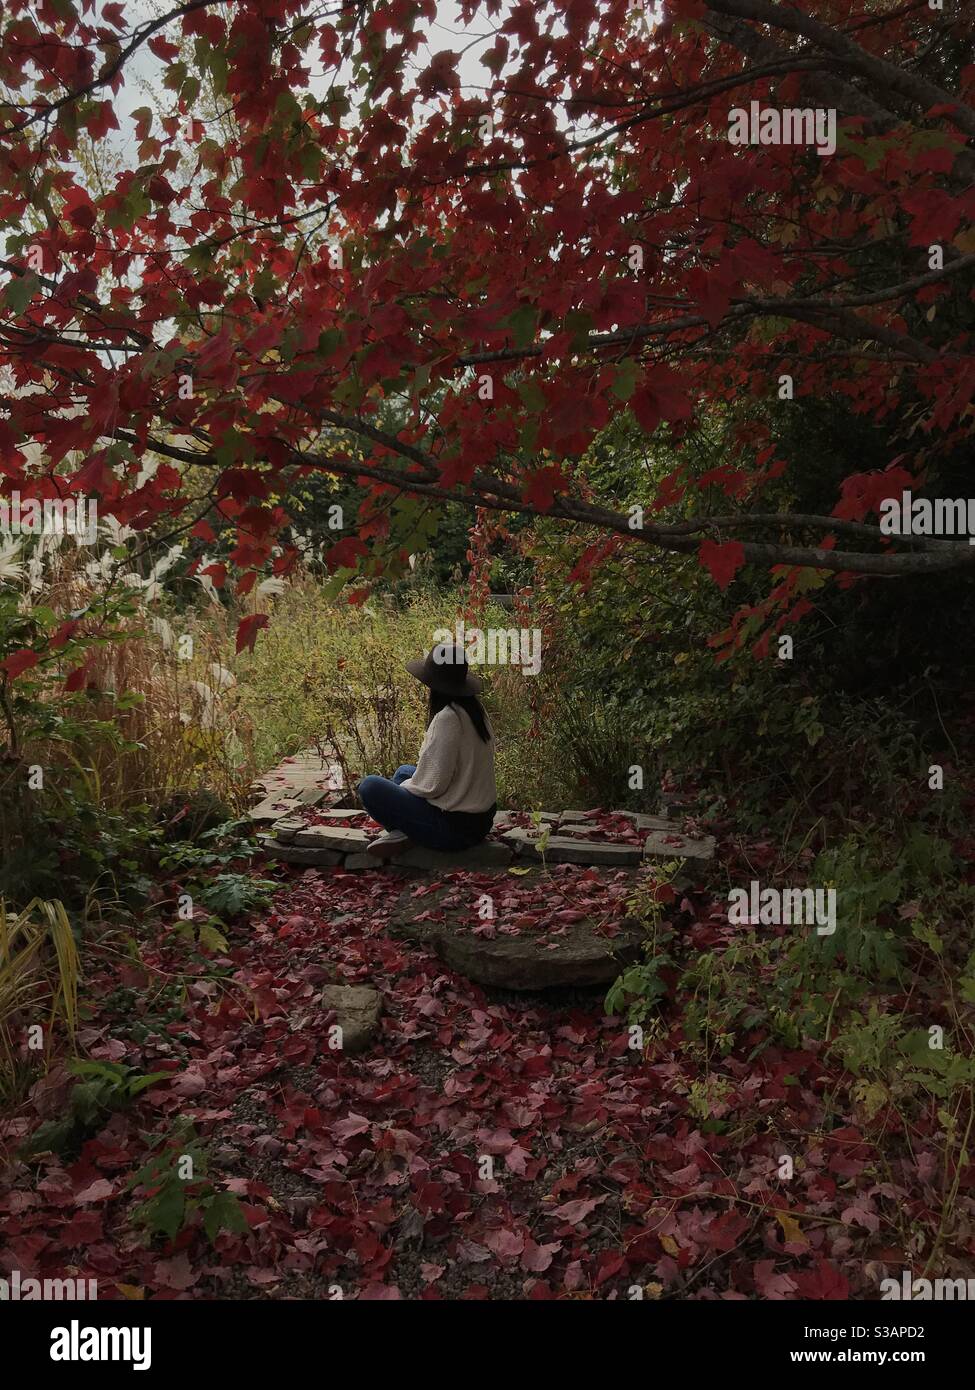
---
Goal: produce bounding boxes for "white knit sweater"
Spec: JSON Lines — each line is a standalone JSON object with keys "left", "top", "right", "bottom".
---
{"left": 400, "top": 705, "right": 496, "bottom": 813}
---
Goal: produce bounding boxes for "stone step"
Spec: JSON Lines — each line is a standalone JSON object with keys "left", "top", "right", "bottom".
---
{"left": 501, "top": 827, "right": 642, "bottom": 865}
{"left": 643, "top": 830, "right": 716, "bottom": 862}
{"left": 293, "top": 826, "right": 372, "bottom": 852}
{"left": 250, "top": 796, "right": 302, "bottom": 822}
{"left": 271, "top": 816, "right": 306, "bottom": 843}
{"left": 389, "top": 877, "right": 646, "bottom": 990}
{"left": 265, "top": 842, "right": 343, "bottom": 867}
{"left": 395, "top": 840, "right": 513, "bottom": 870}
{"left": 294, "top": 787, "right": 328, "bottom": 806}
{"left": 618, "top": 811, "right": 682, "bottom": 832}
{"left": 545, "top": 836, "right": 642, "bottom": 865}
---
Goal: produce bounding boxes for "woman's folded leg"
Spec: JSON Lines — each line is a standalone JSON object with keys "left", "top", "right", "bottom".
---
{"left": 357, "top": 775, "right": 492, "bottom": 852}
{"left": 357, "top": 775, "right": 414, "bottom": 835}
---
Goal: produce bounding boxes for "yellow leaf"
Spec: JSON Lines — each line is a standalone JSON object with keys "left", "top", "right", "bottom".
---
{"left": 198, "top": 921, "right": 229, "bottom": 954}
{"left": 660, "top": 1234, "right": 680, "bottom": 1256}
{"left": 116, "top": 1284, "right": 145, "bottom": 1300}
{"left": 776, "top": 1211, "right": 809, "bottom": 1247}
{"left": 778, "top": 223, "right": 800, "bottom": 246}
{"left": 508, "top": 866, "right": 532, "bottom": 875}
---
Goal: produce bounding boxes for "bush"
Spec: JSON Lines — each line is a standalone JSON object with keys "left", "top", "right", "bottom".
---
{"left": 154, "top": 788, "right": 233, "bottom": 842}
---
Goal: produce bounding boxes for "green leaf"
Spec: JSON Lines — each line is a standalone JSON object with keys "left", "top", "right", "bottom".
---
{"left": 127, "top": 1071, "right": 171, "bottom": 1097}
{"left": 517, "top": 379, "right": 546, "bottom": 412}
{"left": 275, "top": 90, "right": 302, "bottom": 123}
{"left": 198, "top": 921, "right": 229, "bottom": 954}
{"left": 504, "top": 304, "right": 536, "bottom": 350}
{"left": 203, "top": 1191, "right": 248, "bottom": 1244}
{"left": 4, "top": 273, "right": 39, "bottom": 316}
{"left": 162, "top": 61, "right": 188, "bottom": 94}
{"left": 611, "top": 357, "right": 639, "bottom": 402}
{"left": 317, "top": 327, "right": 343, "bottom": 356}
{"left": 146, "top": 1182, "right": 185, "bottom": 1239}
{"left": 563, "top": 308, "right": 594, "bottom": 348}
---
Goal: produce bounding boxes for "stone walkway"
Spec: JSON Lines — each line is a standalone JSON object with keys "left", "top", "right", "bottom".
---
{"left": 250, "top": 750, "right": 715, "bottom": 869}
{"left": 249, "top": 746, "right": 347, "bottom": 824}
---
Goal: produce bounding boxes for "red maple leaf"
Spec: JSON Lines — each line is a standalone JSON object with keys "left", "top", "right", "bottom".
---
{"left": 235, "top": 613, "right": 269, "bottom": 654}
{"left": 523, "top": 465, "right": 567, "bottom": 511}
{"left": 699, "top": 539, "right": 745, "bottom": 591}
{"left": 793, "top": 1259, "right": 851, "bottom": 1301}
{"left": 0, "top": 649, "right": 39, "bottom": 680}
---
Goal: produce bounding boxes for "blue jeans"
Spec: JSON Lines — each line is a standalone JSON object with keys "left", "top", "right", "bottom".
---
{"left": 357, "top": 765, "right": 495, "bottom": 852}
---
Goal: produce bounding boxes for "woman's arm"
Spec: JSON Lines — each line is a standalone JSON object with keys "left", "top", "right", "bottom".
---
{"left": 399, "top": 709, "right": 460, "bottom": 801}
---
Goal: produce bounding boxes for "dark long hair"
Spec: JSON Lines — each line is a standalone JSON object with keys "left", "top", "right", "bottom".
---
{"left": 428, "top": 689, "right": 492, "bottom": 743}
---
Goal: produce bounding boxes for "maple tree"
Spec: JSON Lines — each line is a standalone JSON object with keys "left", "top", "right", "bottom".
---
{"left": 1, "top": 0, "right": 974, "bottom": 662}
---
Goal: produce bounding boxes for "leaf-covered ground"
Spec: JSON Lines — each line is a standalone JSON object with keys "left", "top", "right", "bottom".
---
{"left": 0, "top": 848, "right": 959, "bottom": 1301}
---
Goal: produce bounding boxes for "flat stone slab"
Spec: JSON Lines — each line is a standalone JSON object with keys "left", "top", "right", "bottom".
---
{"left": 644, "top": 830, "right": 715, "bottom": 862}
{"left": 618, "top": 812, "right": 678, "bottom": 832}
{"left": 501, "top": 828, "right": 641, "bottom": 865}
{"left": 389, "top": 872, "right": 646, "bottom": 990}
{"left": 343, "top": 852, "right": 385, "bottom": 870}
{"left": 396, "top": 841, "right": 513, "bottom": 871}
{"left": 546, "top": 837, "right": 641, "bottom": 865}
{"left": 251, "top": 747, "right": 346, "bottom": 805}
{"left": 265, "top": 843, "right": 343, "bottom": 867}
{"left": 293, "top": 826, "right": 372, "bottom": 852}
{"left": 251, "top": 795, "right": 301, "bottom": 823}
{"left": 320, "top": 985, "right": 381, "bottom": 1054}
{"left": 271, "top": 816, "right": 306, "bottom": 843}
{"left": 501, "top": 827, "right": 546, "bottom": 858}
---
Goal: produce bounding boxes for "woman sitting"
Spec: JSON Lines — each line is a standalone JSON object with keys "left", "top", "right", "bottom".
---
{"left": 357, "top": 642, "right": 496, "bottom": 858}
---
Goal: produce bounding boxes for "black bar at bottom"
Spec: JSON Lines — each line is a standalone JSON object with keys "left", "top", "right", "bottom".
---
{"left": 3, "top": 1298, "right": 963, "bottom": 1376}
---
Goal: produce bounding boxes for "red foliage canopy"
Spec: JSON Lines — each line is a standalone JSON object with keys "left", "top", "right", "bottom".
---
{"left": 1, "top": 0, "right": 973, "bottom": 636}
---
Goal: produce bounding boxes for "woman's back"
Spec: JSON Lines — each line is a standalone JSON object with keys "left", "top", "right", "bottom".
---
{"left": 402, "top": 702, "right": 496, "bottom": 813}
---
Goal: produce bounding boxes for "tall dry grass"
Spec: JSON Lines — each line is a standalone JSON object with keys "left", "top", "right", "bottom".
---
{"left": 10, "top": 554, "right": 584, "bottom": 825}
{"left": 230, "top": 576, "right": 579, "bottom": 809}
{"left": 79, "top": 609, "right": 258, "bottom": 813}
{"left": 0, "top": 897, "right": 79, "bottom": 1106}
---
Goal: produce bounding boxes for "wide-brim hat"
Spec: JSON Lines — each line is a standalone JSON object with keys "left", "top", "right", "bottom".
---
{"left": 406, "top": 642, "right": 484, "bottom": 697}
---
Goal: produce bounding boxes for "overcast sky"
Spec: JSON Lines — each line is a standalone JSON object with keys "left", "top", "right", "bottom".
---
{"left": 110, "top": 0, "right": 521, "bottom": 148}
